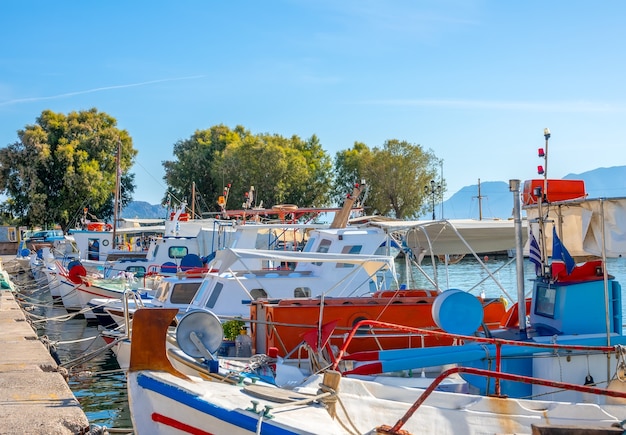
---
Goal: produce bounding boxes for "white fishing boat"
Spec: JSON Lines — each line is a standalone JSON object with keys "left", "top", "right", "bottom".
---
{"left": 93, "top": 272, "right": 206, "bottom": 329}
{"left": 126, "top": 179, "right": 626, "bottom": 434}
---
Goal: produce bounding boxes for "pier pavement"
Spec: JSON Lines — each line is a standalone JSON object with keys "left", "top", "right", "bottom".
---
{"left": 0, "top": 256, "right": 90, "bottom": 435}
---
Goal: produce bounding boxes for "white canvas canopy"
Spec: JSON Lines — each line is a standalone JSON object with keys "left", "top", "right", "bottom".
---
{"left": 365, "top": 219, "right": 524, "bottom": 256}
{"left": 525, "top": 197, "right": 626, "bottom": 258}
{"left": 119, "top": 217, "right": 165, "bottom": 227}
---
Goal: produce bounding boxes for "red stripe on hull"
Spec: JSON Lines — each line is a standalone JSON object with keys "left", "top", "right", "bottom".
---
{"left": 152, "top": 412, "right": 215, "bottom": 435}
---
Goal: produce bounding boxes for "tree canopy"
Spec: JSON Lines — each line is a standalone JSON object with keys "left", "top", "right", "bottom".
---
{"left": 333, "top": 140, "right": 442, "bottom": 219}
{"left": 0, "top": 109, "right": 137, "bottom": 230}
{"left": 162, "top": 125, "right": 333, "bottom": 213}
{"left": 1, "top": 112, "right": 443, "bottom": 228}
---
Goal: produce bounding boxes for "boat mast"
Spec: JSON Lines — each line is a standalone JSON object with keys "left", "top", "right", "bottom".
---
{"left": 510, "top": 179, "right": 527, "bottom": 339}
{"left": 112, "top": 139, "right": 121, "bottom": 248}
{"left": 191, "top": 181, "right": 196, "bottom": 220}
{"left": 330, "top": 182, "right": 365, "bottom": 229}
{"left": 475, "top": 179, "right": 483, "bottom": 220}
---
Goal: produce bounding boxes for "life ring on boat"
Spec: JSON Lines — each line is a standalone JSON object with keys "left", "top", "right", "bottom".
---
{"left": 181, "top": 267, "right": 207, "bottom": 278}
{"left": 272, "top": 204, "right": 298, "bottom": 212}
{"left": 170, "top": 212, "right": 190, "bottom": 221}
{"left": 266, "top": 313, "right": 274, "bottom": 341}
{"left": 68, "top": 263, "right": 88, "bottom": 285}
{"left": 86, "top": 222, "right": 105, "bottom": 231}
{"left": 102, "top": 239, "right": 109, "bottom": 246}
{"left": 272, "top": 204, "right": 298, "bottom": 220}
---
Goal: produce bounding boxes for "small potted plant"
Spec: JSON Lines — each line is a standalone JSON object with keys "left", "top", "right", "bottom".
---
{"left": 219, "top": 318, "right": 245, "bottom": 357}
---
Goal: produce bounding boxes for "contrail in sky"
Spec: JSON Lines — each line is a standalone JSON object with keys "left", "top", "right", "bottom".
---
{"left": 0, "top": 75, "right": 206, "bottom": 106}
{"left": 360, "top": 98, "right": 623, "bottom": 113}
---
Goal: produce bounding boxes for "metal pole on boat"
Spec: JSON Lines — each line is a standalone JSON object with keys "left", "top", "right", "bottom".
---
{"left": 112, "top": 139, "right": 121, "bottom": 249}
{"left": 542, "top": 128, "right": 550, "bottom": 201}
{"left": 598, "top": 199, "right": 610, "bottom": 344}
{"left": 510, "top": 179, "right": 527, "bottom": 339}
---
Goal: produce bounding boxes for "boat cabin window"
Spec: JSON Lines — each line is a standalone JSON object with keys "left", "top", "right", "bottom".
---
{"left": 125, "top": 265, "right": 146, "bottom": 277}
{"left": 336, "top": 245, "right": 362, "bottom": 268}
{"left": 170, "top": 282, "right": 202, "bottom": 304}
{"left": 313, "top": 239, "right": 332, "bottom": 265}
{"left": 205, "top": 282, "right": 224, "bottom": 309}
{"left": 294, "top": 287, "right": 311, "bottom": 298}
{"left": 302, "top": 237, "right": 314, "bottom": 252}
{"left": 250, "top": 288, "right": 268, "bottom": 299}
{"left": 169, "top": 246, "right": 189, "bottom": 259}
{"left": 154, "top": 282, "right": 171, "bottom": 303}
{"left": 534, "top": 284, "right": 557, "bottom": 318}
{"left": 88, "top": 238, "right": 100, "bottom": 261}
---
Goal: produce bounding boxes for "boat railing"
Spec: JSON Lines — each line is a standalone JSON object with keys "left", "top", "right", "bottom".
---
{"left": 332, "top": 319, "right": 620, "bottom": 392}
{"left": 124, "top": 289, "right": 147, "bottom": 337}
{"left": 376, "top": 364, "right": 626, "bottom": 435}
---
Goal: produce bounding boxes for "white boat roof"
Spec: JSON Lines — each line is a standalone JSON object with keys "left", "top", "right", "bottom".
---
{"left": 364, "top": 218, "right": 524, "bottom": 255}
{"left": 232, "top": 223, "right": 329, "bottom": 230}
{"left": 117, "top": 224, "right": 165, "bottom": 233}
{"left": 120, "top": 218, "right": 165, "bottom": 225}
{"left": 216, "top": 247, "right": 395, "bottom": 276}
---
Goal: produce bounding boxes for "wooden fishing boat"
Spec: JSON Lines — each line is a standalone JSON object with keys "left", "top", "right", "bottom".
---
{"left": 126, "top": 180, "right": 626, "bottom": 434}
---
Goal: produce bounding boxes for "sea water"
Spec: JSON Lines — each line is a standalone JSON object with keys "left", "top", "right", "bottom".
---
{"left": 25, "top": 255, "right": 626, "bottom": 430}
{"left": 19, "top": 277, "right": 132, "bottom": 431}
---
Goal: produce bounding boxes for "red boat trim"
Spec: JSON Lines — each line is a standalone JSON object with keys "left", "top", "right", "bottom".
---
{"left": 152, "top": 412, "right": 214, "bottom": 435}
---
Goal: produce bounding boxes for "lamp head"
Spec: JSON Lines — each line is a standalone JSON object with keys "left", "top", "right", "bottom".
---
{"left": 544, "top": 128, "right": 551, "bottom": 140}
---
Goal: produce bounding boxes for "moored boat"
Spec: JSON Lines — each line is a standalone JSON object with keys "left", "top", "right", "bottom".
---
{"left": 125, "top": 179, "right": 626, "bottom": 434}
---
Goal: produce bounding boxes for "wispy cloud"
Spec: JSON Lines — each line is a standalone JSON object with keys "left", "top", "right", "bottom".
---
{"left": 358, "top": 98, "right": 625, "bottom": 113}
{"left": 0, "top": 75, "right": 206, "bottom": 107}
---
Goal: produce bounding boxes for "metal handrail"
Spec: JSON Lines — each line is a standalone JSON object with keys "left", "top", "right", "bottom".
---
{"left": 376, "top": 365, "right": 626, "bottom": 435}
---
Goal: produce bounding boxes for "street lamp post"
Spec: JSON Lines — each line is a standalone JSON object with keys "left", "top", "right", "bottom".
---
{"left": 424, "top": 180, "right": 441, "bottom": 220}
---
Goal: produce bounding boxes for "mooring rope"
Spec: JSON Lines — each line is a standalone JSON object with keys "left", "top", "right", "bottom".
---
{"left": 253, "top": 380, "right": 361, "bottom": 435}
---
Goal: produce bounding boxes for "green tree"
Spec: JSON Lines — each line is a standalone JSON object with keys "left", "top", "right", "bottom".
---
{"left": 332, "top": 142, "right": 371, "bottom": 205}
{"left": 0, "top": 109, "right": 137, "bottom": 229}
{"left": 333, "top": 139, "right": 441, "bottom": 218}
{"left": 162, "top": 125, "right": 333, "bottom": 213}
{"left": 162, "top": 124, "right": 241, "bottom": 212}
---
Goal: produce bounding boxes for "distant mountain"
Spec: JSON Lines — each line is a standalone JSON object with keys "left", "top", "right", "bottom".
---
{"left": 435, "top": 166, "right": 626, "bottom": 220}
{"left": 563, "top": 166, "right": 626, "bottom": 199}
{"left": 123, "top": 166, "right": 626, "bottom": 220}
{"left": 437, "top": 181, "right": 513, "bottom": 220}
{"left": 121, "top": 201, "right": 167, "bottom": 219}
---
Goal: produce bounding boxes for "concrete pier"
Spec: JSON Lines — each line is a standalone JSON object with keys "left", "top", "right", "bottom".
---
{"left": 0, "top": 261, "right": 90, "bottom": 434}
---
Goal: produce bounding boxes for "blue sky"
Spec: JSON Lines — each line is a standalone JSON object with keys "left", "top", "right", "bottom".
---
{"left": 2, "top": 1, "right": 626, "bottom": 207}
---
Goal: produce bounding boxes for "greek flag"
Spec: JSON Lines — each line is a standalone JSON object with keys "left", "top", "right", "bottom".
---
{"left": 529, "top": 231, "right": 542, "bottom": 276}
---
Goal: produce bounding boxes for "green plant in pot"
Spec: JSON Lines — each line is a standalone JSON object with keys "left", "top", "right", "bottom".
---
{"left": 222, "top": 318, "right": 245, "bottom": 341}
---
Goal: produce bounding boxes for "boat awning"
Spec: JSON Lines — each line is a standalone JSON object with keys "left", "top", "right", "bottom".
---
{"left": 116, "top": 225, "right": 165, "bottom": 233}
{"left": 120, "top": 218, "right": 165, "bottom": 226}
{"left": 216, "top": 248, "right": 395, "bottom": 276}
{"left": 525, "top": 197, "right": 626, "bottom": 258}
{"left": 366, "top": 219, "right": 524, "bottom": 256}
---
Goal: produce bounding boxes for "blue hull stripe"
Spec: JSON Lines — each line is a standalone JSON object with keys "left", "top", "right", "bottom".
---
{"left": 137, "top": 373, "right": 300, "bottom": 435}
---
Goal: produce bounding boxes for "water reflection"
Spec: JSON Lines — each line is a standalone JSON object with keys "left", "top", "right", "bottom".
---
{"left": 19, "top": 277, "right": 132, "bottom": 431}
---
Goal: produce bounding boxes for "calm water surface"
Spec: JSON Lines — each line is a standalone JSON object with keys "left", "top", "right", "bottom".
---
{"left": 17, "top": 274, "right": 132, "bottom": 431}
{"left": 18, "top": 255, "right": 626, "bottom": 431}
